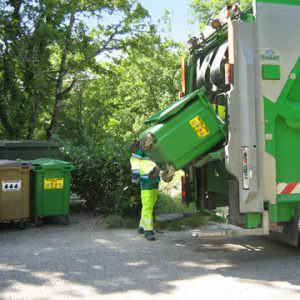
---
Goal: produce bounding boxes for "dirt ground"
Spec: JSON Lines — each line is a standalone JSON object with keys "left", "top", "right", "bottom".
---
{"left": 1, "top": 213, "right": 300, "bottom": 300}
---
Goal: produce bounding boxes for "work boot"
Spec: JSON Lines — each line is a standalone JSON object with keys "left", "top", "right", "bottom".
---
{"left": 144, "top": 230, "right": 156, "bottom": 241}
{"left": 137, "top": 226, "right": 144, "bottom": 234}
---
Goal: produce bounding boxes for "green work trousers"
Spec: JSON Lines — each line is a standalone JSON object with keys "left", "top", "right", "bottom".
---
{"left": 139, "top": 189, "right": 158, "bottom": 231}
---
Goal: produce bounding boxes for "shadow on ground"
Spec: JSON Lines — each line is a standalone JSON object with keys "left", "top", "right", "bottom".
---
{"left": 1, "top": 213, "right": 300, "bottom": 298}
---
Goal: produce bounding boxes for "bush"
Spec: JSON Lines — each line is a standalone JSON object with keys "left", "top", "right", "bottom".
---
{"left": 104, "top": 215, "right": 139, "bottom": 229}
{"left": 57, "top": 137, "right": 141, "bottom": 216}
{"left": 155, "top": 192, "right": 195, "bottom": 215}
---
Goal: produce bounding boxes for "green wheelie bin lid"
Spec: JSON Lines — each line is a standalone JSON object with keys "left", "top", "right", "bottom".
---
{"left": 144, "top": 89, "right": 202, "bottom": 125}
{"left": 29, "top": 158, "right": 75, "bottom": 171}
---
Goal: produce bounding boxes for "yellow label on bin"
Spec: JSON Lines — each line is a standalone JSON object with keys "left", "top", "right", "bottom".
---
{"left": 44, "top": 178, "right": 64, "bottom": 190}
{"left": 189, "top": 115, "right": 210, "bottom": 138}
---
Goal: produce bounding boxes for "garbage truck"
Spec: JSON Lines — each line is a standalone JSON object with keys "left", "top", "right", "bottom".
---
{"left": 139, "top": 0, "right": 300, "bottom": 246}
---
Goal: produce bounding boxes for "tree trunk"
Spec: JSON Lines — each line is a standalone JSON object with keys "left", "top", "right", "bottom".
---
{"left": 75, "top": 82, "right": 86, "bottom": 144}
{"left": 0, "top": 103, "right": 14, "bottom": 138}
{"left": 27, "top": 97, "right": 41, "bottom": 140}
{"left": 0, "top": 0, "right": 23, "bottom": 139}
{"left": 46, "top": 12, "right": 75, "bottom": 140}
{"left": 26, "top": 27, "right": 50, "bottom": 140}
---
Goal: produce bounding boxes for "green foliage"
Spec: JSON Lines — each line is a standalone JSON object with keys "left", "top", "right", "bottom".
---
{"left": 0, "top": 0, "right": 152, "bottom": 139}
{"left": 57, "top": 36, "right": 181, "bottom": 144}
{"left": 155, "top": 193, "right": 196, "bottom": 214}
{"left": 190, "top": 0, "right": 252, "bottom": 28}
{"left": 57, "top": 137, "right": 141, "bottom": 215}
{"left": 154, "top": 193, "right": 207, "bottom": 230}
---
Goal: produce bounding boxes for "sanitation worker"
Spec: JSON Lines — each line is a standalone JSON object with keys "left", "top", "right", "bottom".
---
{"left": 130, "top": 140, "right": 160, "bottom": 241}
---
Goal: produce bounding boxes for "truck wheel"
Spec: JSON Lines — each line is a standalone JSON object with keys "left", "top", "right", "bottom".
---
{"left": 140, "top": 134, "right": 154, "bottom": 152}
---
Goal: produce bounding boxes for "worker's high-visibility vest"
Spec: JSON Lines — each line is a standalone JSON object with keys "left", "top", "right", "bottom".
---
{"left": 130, "top": 151, "right": 160, "bottom": 189}
{"left": 130, "top": 153, "right": 141, "bottom": 176}
{"left": 130, "top": 154, "right": 156, "bottom": 178}
{"left": 139, "top": 157, "right": 156, "bottom": 180}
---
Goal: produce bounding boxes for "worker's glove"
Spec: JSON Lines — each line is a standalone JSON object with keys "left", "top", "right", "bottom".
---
{"left": 131, "top": 174, "right": 140, "bottom": 185}
{"left": 148, "top": 166, "right": 160, "bottom": 180}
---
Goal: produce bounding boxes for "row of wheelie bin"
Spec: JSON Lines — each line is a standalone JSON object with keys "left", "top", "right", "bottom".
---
{"left": 0, "top": 158, "right": 74, "bottom": 228}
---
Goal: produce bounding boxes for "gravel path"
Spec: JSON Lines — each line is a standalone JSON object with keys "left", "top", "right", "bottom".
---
{"left": 1, "top": 213, "right": 300, "bottom": 300}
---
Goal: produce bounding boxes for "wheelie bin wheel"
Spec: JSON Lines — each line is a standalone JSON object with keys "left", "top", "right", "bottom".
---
{"left": 140, "top": 134, "right": 155, "bottom": 152}
{"left": 162, "top": 171, "right": 174, "bottom": 183}
{"left": 35, "top": 216, "right": 43, "bottom": 227}
{"left": 63, "top": 215, "right": 70, "bottom": 225}
{"left": 161, "top": 165, "right": 176, "bottom": 182}
{"left": 18, "top": 220, "right": 27, "bottom": 230}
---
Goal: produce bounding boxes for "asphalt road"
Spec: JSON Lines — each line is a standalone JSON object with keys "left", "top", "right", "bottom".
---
{"left": 1, "top": 213, "right": 300, "bottom": 300}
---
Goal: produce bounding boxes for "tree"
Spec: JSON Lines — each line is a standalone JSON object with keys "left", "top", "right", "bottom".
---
{"left": 190, "top": 0, "right": 252, "bottom": 28}
{"left": 0, "top": 0, "right": 151, "bottom": 140}
{"left": 54, "top": 33, "right": 182, "bottom": 213}
{"left": 56, "top": 34, "right": 182, "bottom": 145}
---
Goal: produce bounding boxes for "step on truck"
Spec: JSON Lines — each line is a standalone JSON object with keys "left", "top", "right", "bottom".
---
{"left": 139, "top": 0, "right": 300, "bottom": 246}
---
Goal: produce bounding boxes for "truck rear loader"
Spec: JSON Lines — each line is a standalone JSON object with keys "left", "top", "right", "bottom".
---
{"left": 139, "top": 0, "right": 300, "bottom": 246}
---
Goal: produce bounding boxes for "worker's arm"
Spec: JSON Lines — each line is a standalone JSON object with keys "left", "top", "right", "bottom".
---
{"left": 139, "top": 157, "right": 160, "bottom": 182}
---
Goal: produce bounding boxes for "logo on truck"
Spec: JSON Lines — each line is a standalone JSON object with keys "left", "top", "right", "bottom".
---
{"left": 262, "top": 49, "right": 280, "bottom": 61}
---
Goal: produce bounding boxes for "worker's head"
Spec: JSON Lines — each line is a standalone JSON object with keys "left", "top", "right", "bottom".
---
{"left": 130, "top": 140, "right": 140, "bottom": 153}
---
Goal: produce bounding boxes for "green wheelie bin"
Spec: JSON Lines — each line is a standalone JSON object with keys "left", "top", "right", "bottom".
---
{"left": 29, "top": 158, "right": 75, "bottom": 225}
{"left": 0, "top": 160, "right": 31, "bottom": 229}
{"left": 139, "top": 88, "right": 226, "bottom": 181}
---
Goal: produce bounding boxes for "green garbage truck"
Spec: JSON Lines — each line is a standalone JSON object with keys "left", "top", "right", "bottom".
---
{"left": 139, "top": 0, "right": 300, "bottom": 245}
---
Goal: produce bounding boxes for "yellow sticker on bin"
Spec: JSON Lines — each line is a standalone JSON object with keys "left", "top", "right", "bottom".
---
{"left": 44, "top": 178, "right": 64, "bottom": 190}
{"left": 189, "top": 116, "right": 210, "bottom": 138}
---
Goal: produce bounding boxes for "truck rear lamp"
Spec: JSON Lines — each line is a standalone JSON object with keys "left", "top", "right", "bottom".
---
{"left": 179, "top": 91, "right": 185, "bottom": 98}
{"left": 226, "top": 8, "right": 231, "bottom": 18}
{"left": 225, "top": 63, "right": 232, "bottom": 85}
{"left": 181, "top": 175, "right": 188, "bottom": 204}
